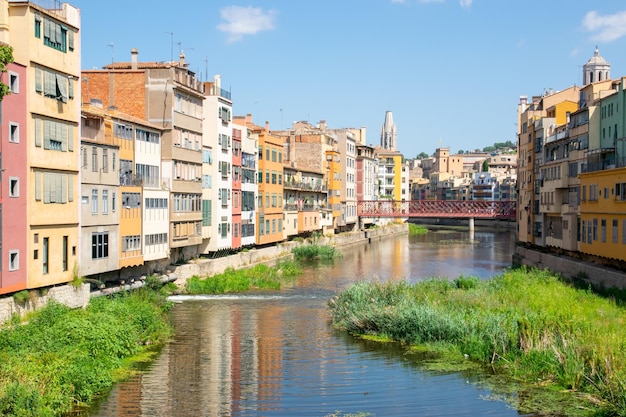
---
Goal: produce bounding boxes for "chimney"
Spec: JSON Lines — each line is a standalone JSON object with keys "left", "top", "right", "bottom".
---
{"left": 179, "top": 51, "right": 186, "bottom": 68}
{"left": 246, "top": 114, "right": 252, "bottom": 125}
{"left": 214, "top": 74, "right": 221, "bottom": 90}
{"left": 131, "top": 48, "right": 138, "bottom": 70}
{"left": 265, "top": 121, "right": 270, "bottom": 133}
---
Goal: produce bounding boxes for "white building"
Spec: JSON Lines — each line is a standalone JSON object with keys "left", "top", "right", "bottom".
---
{"left": 201, "top": 75, "right": 233, "bottom": 253}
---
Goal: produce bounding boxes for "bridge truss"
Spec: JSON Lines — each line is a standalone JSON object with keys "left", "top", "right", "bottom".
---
{"left": 357, "top": 200, "right": 517, "bottom": 220}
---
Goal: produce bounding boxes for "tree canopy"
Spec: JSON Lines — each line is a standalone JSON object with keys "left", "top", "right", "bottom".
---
{"left": 0, "top": 44, "right": 15, "bottom": 101}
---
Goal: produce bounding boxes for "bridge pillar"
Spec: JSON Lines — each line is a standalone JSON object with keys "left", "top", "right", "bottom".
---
{"left": 469, "top": 217, "right": 475, "bottom": 241}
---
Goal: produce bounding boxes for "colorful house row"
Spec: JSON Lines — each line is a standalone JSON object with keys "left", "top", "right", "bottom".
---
{"left": 517, "top": 48, "right": 626, "bottom": 270}
{"left": 0, "top": 1, "right": 410, "bottom": 295}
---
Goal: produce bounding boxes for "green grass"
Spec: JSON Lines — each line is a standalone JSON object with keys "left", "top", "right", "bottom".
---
{"left": 185, "top": 261, "right": 302, "bottom": 294}
{"left": 0, "top": 288, "right": 173, "bottom": 416}
{"left": 408, "top": 223, "right": 428, "bottom": 236}
{"left": 328, "top": 267, "right": 626, "bottom": 416}
{"left": 292, "top": 244, "right": 342, "bottom": 261}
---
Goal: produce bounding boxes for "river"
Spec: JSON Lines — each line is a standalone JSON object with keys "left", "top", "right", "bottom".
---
{"left": 89, "top": 227, "right": 535, "bottom": 417}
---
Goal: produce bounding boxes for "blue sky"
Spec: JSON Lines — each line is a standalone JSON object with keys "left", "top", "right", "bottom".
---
{"left": 71, "top": 0, "right": 626, "bottom": 159}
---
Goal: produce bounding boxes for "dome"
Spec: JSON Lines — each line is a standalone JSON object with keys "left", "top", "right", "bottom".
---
{"left": 585, "top": 47, "right": 609, "bottom": 66}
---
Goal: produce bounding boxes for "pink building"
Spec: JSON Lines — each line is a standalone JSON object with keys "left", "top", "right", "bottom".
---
{"left": 0, "top": 62, "right": 28, "bottom": 294}
{"left": 231, "top": 128, "right": 242, "bottom": 250}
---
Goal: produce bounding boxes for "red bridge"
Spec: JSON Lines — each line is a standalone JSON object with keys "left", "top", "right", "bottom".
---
{"left": 357, "top": 200, "right": 517, "bottom": 220}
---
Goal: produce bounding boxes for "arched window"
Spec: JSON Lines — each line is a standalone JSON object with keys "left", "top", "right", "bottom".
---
{"left": 589, "top": 72, "right": 594, "bottom": 83}
{"left": 598, "top": 72, "right": 603, "bottom": 81}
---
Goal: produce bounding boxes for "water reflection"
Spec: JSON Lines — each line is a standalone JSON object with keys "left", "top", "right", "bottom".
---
{"left": 90, "top": 229, "right": 529, "bottom": 417}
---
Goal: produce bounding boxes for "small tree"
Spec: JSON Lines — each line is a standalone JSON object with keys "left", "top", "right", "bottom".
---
{"left": 482, "top": 159, "right": 489, "bottom": 172}
{"left": 0, "top": 44, "right": 15, "bottom": 101}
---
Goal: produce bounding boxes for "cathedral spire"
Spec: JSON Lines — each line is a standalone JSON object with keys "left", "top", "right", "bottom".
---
{"left": 380, "top": 111, "right": 397, "bottom": 151}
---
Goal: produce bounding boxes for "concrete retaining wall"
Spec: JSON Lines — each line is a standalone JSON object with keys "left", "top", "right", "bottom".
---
{"left": 514, "top": 246, "right": 626, "bottom": 290}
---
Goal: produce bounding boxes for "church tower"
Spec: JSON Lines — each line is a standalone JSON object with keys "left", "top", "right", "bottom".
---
{"left": 380, "top": 111, "right": 397, "bottom": 151}
{"left": 583, "top": 47, "right": 610, "bottom": 85}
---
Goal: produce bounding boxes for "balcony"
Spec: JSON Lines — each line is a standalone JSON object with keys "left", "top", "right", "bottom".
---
{"left": 283, "top": 180, "right": 327, "bottom": 192}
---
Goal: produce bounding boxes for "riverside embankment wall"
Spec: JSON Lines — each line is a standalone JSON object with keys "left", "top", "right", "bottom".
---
{"left": 514, "top": 246, "right": 626, "bottom": 290}
{"left": 0, "top": 223, "right": 408, "bottom": 323}
{"left": 170, "top": 223, "right": 408, "bottom": 285}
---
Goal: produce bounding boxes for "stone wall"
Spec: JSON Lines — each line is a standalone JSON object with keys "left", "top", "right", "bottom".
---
{"left": 0, "top": 284, "right": 90, "bottom": 324}
{"left": 514, "top": 246, "right": 626, "bottom": 290}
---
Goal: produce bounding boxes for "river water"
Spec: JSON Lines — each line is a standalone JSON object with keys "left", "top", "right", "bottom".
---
{"left": 90, "top": 227, "right": 535, "bottom": 417}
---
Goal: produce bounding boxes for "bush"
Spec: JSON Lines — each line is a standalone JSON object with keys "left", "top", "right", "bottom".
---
{"left": 0, "top": 290, "right": 172, "bottom": 416}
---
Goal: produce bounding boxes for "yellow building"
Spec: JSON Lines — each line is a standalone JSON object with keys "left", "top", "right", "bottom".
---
{"left": 326, "top": 148, "right": 342, "bottom": 230}
{"left": 256, "top": 124, "right": 284, "bottom": 245}
{"left": 579, "top": 167, "right": 626, "bottom": 264}
{"left": 1, "top": 1, "right": 81, "bottom": 288}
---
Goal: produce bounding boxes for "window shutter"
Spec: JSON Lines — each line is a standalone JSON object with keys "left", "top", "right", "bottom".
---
{"left": 68, "top": 174, "right": 73, "bottom": 202}
{"left": 56, "top": 74, "right": 67, "bottom": 102}
{"left": 35, "top": 68, "right": 42, "bottom": 93}
{"left": 67, "top": 125, "right": 74, "bottom": 151}
{"left": 43, "top": 173, "right": 51, "bottom": 203}
{"left": 68, "top": 30, "right": 74, "bottom": 50}
{"left": 35, "top": 172, "right": 41, "bottom": 201}
{"left": 59, "top": 123, "right": 67, "bottom": 151}
{"left": 60, "top": 173, "right": 67, "bottom": 203}
{"left": 68, "top": 77, "right": 74, "bottom": 99}
{"left": 44, "top": 120, "right": 51, "bottom": 149}
{"left": 35, "top": 118, "right": 42, "bottom": 147}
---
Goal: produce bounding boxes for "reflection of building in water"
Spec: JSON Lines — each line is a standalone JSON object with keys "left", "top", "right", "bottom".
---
{"left": 257, "top": 306, "right": 284, "bottom": 412}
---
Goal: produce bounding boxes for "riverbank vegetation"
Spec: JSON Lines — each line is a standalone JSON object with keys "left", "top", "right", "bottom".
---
{"left": 185, "top": 261, "right": 302, "bottom": 294}
{"left": 292, "top": 243, "right": 342, "bottom": 261}
{"left": 328, "top": 267, "right": 626, "bottom": 416}
{"left": 0, "top": 288, "right": 173, "bottom": 416}
{"left": 407, "top": 223, "right": 428, "bottom": 236}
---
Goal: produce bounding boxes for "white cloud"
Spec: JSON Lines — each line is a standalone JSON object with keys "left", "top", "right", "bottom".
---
{"left": 582, "top": 10, "right": 626, "bottom": 43}
{"left": 418, "top": 0, "right": 444, "bottom": 3}
{"left": 391, "top": 0, "right": 407, "bottom": 3}
{"left": 459, "top": 0, "right": 472, "bottom": 7}
{"left": 217, "top": 6, "right": 277, "bottom": 43}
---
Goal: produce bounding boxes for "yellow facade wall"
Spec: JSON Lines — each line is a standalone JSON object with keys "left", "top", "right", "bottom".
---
{"left": 579, "top": 167, "right": 626, "bottom": 261}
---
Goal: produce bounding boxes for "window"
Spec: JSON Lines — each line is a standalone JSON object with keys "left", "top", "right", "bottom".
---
{"left": 102, "top": 190, "right": 109, "bottom": 214}
{"left": 613, "top": 219, "right": 618, "bottom": 244}
{"left": 9, "top": 251, "right": 19, "bottom": 271}
{"left": 9, "top": 123, "right": 19, "bottom": 143}
{"left": 102, "top": 148, "right": 108, "bottom": 173}
{"left": 92, "top": 232, "right": 109, "bottom": 259}
{"left": 62, "top": 236, "right": 68, "bottom": 272}
{"left": 35, "top": 68, "right": 73, "bottom": 101}
{"left": 43, "top": 237, "right": 49, "bottom": 274}
{"left": 42, "top": 17, "right": 68, "bottom": 52}
{"left": 91, "top": 189, "right": 98, "bottom": 213}
{"left": 9, "top": 177, "right": 19, "bottom": 197}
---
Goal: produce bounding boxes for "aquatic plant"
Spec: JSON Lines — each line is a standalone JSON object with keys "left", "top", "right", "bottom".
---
{"left": 328, "top": 267, "right": 626, "bottom": 416}
{"left": 408, "top": 223, "right": 428, "bottom": 236}
{"left": 185, "top": 261, "right": 302, "bottom": 294}
{"left": 292, "top": 244, "right": 341, "bottom": 261}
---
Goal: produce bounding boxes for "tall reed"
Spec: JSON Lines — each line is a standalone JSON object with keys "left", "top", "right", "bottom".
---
{"left": 328, "top": 267, "right": 626, "bottom": 416}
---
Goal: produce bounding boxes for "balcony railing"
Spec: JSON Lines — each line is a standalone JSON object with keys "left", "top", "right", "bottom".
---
{"left": 283, "top": 180, "right": 327, "bottom": 192}
{"left": 119, "top": 174, "right": 143, "bottom": 186}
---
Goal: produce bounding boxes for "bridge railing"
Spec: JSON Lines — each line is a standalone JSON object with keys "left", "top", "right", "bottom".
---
{"left": 357, "top": 200, "right": 517, "bottom": 219}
